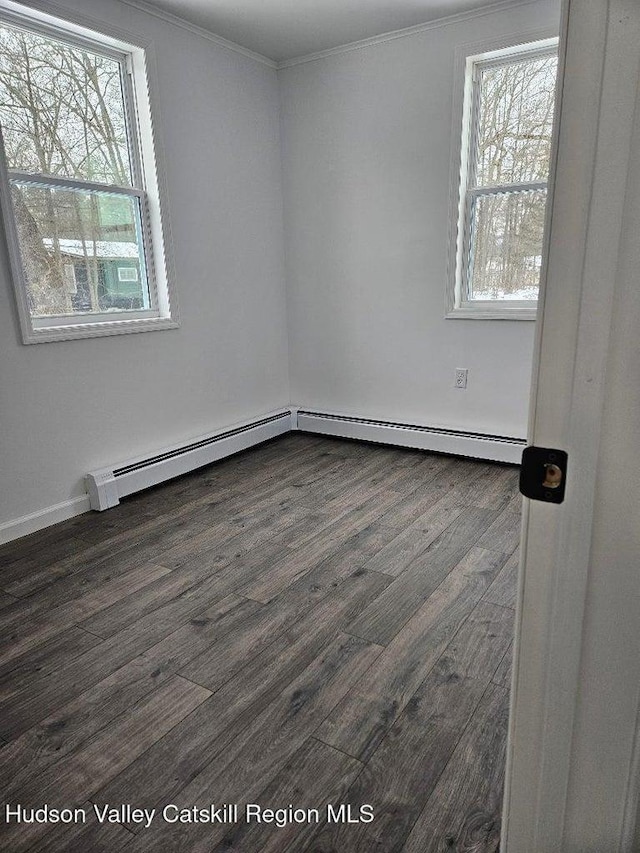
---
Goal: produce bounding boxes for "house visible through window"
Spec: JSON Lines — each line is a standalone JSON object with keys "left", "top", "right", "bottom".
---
{"left": 450, "top": 39, "right": 558, "bottom": 318}
{"left": 0, "top": 8, "right": 177, "bottom": 342}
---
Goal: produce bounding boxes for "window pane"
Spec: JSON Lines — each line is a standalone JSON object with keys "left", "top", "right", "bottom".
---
{"left": 11, "top": 181, "right": 150, "bottom": 317}
{"left": 0, "top": 24, "right": 132, "bottom": 185}
{"left": 475, "top": 53, "right": 557, "bottom": 187}
{"left": 468, "top": 189, "right": 547, "bottom": 301}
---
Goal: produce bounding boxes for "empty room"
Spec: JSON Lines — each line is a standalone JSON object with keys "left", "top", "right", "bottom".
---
{"left": 1, "top": 0, "right": 639, "bottom": 851}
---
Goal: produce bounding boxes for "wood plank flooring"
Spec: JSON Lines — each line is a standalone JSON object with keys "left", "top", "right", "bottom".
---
{"left": 0, "top": 434, "right": 520, "bottom": 853}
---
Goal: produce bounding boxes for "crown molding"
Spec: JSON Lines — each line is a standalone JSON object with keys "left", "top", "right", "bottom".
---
{"left": 277, "top": 0, "right": 545, "bottom": 69}
{"left": 117, "top": 0, "right": 277, "bottom": 67}
{"left": 13, "top": 0, "right": 550, "bottom": 72}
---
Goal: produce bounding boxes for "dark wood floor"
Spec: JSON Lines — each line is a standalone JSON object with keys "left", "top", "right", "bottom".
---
{"left": 0, "top": 433, "right": 521, "bottom": 853}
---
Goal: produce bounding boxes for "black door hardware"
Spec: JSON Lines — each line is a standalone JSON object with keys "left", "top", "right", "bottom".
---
{"left": 519, "top": 446, "right": 568, "bottom": 504}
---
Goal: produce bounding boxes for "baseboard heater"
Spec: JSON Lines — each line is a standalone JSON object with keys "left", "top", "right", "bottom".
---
{"left": 86, "top": 410, "right": 293, "bottom": 511}
{"left": 296, "top": 410, "right": 525, "bottom": 465}
{"left": 86, "top": 407, "right": 523, "bottom": 512}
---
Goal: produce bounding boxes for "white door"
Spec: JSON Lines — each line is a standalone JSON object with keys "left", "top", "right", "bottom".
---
{"left": 502, "top": 1, "right": 640, "bottom": 850}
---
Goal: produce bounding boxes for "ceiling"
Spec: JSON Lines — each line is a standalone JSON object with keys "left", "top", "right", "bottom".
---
{"left": 138, "top": 0, "right": 518, "bottom": 63}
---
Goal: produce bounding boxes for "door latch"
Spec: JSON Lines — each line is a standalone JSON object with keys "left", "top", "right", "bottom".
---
{"left": 519, "top": 446, "right": 568, "bottom": 504}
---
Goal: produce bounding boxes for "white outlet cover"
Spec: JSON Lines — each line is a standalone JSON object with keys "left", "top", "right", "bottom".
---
{"left": 455, "top": 369, "right": 468, "bottom": 388}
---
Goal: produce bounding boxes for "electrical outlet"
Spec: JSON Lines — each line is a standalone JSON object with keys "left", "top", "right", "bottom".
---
{"left": 455, "top": 368, "right": 468, "bottom": 389}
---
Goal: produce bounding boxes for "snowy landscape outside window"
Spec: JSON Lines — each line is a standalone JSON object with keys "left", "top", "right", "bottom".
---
{"left": 0, "top": 8, "right": 177, "bottom": 342}
{"left": 451, "top": 40, "right": 558, "bottom": 318}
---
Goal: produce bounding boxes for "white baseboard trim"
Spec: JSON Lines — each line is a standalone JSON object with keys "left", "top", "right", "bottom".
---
{"left": 86, "top": 409, "right": 294, "bottom": 511}
{"left": 295, "top": 409, "right": 525, "bottom": 464}
{"left": 1, "top": 406, "right": 523, "bottom": 545}
{"left": 1, "top": 409, "right": 294, "bottom": 544}
{"left": 0, "top": 494, "right": 92, "bottom": 546}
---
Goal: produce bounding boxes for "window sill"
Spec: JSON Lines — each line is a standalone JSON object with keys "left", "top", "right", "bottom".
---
{"left": 22, "top": 315, "right": 180, "bottom": 344}
{"left": 446, "top": 305, "right": 538, "bottom": 321}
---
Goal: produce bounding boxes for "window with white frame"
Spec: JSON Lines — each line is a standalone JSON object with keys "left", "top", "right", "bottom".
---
{"left": 449, "top": 39, "right": 558, "bottom": 319}
{"left": 0, "top": 5, "right": 177, "bottom": 342}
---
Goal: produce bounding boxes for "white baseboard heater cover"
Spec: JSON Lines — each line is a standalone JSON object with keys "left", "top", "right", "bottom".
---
{"left": 296, "top": 410, "right": 525, "bottom": 464}
{"left": 86, "top": 407, "right": 522, "bottom": 512}
{"left": 86, "top": 410, "right": 293, "bottom": 511}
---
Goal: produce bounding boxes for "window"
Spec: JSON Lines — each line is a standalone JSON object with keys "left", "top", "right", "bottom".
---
{"left": 118, "top": 267, "right": 139, "bottom": 282}
{"left": 449, "top": 39, "right": 558, "bottom": 319}
{"left": 0, "top": 4, "right": 177, "bottom": 342}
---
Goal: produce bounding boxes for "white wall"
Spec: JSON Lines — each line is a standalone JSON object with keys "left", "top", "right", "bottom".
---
{"left": 0, "top": 0, "right": 289, "bottom": 530}
{"left": 279, "top": 0, "right": 559, "bottom": 439}
{"left": 0, "top": 0, "right": 561, "bottom": 536}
